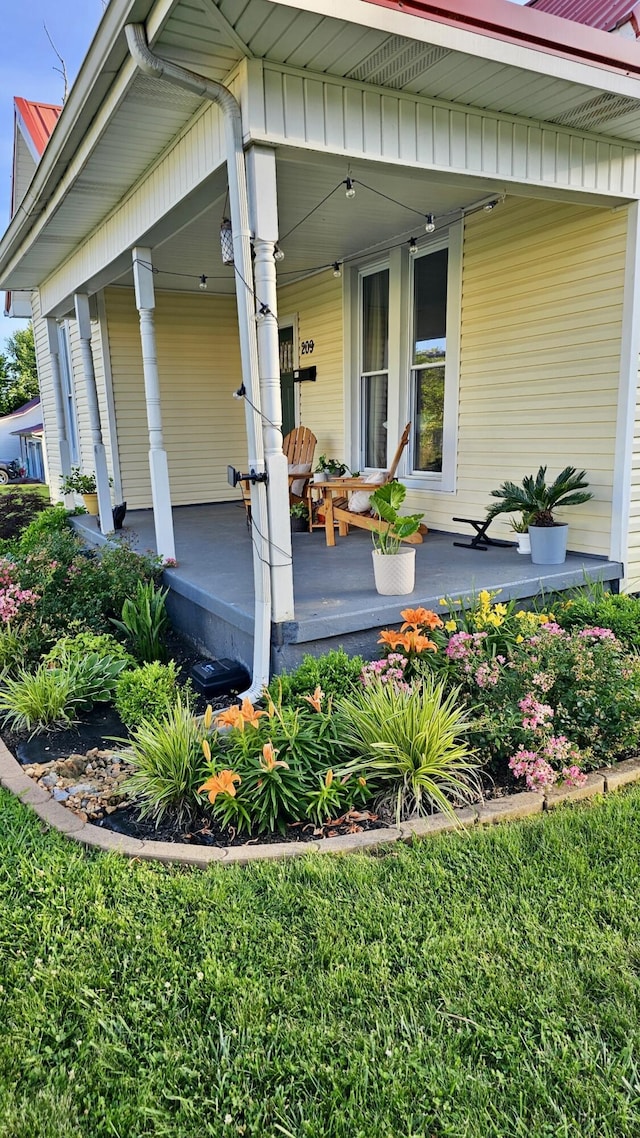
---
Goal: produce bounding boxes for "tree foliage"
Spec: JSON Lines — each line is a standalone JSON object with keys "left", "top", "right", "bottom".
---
{"left": 0, "top": 325, "right": 39, "bottom": 417}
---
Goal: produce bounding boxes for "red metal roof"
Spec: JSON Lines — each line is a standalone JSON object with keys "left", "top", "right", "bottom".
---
{"left": 528, "top": 0, "right": 640, "bottom": 32}
{"left": 363, "top": 0, "right": 640, "bottom": 75}
{"left": 14, "top": 97, "right": 61, "bottom": 158}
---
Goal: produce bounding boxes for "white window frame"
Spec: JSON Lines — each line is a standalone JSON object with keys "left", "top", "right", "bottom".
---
{"left": 358, "top": 260, "right": 390, "bottom": 472}
{"left": 405, "top": 224, "right": 462, "bottom": 494}
{"left": 57, "top": 321, "right": 79, "bottom": 466}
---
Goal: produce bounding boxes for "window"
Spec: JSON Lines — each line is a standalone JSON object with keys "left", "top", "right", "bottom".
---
{"left": 360, "top": 267, "right": 389, "bottom": 469}
{"left": 410, "top": 248, "right": 448, "bottom": 474}
{"left": 58, "top": 321, "right": 79, "bottom": 465}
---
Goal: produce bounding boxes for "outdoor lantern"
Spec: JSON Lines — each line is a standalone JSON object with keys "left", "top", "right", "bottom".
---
{"left": 220, "top": 218, "right": 234, "bottom": 265}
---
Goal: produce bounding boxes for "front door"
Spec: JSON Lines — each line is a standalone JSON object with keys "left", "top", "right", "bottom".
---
{"left": 279, "top": 325, "right": 296, "bottom": 437}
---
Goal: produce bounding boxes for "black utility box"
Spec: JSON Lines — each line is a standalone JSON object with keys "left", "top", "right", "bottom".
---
{"left": 190, "top": 658, "right": 251, "bottom": 698}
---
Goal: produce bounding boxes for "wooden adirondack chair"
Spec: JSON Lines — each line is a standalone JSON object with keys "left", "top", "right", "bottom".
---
{"left": 239, "top": 426, "right": 317, "bottom": 520}
{"left": 319, "top": 423, "right": 428, "bottom": 547}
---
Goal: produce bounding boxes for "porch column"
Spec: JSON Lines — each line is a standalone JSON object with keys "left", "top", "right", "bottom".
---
{"left": 45, "top": 318, "right": 74, "bottom": 509}
{"left": 131, "top": 246, "right": 175, "bottom": 562}
{"left": 245, "top": 145, "right": 294, "bottom": 623}
{"left": 74, "top": 293, "right": 113, "bottom": 534}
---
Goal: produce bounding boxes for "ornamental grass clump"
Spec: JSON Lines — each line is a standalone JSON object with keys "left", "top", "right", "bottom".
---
{"left": 336, "top": 676, "right": 479, "bottom": 823}
{"left": 124, "top": 696, "right": 206, "bottom": 824}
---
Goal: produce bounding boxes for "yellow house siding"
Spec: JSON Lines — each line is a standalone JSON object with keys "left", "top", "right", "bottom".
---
{"left": 104, "top": 287, "right": 247, "bottom": 509}
{"left": 31, "top": 292, "right": 59, "bottom": 494}
{"left": 626, "top": 352, "right": 640, "bottom": 590}
{"left": 277, "top": 271, "right": 345, "bottom": 464}
{"left": 404, "top": 198, "right": 626, "bottom": 557}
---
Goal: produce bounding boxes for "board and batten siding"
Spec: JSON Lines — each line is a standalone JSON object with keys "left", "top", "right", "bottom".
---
{"left": 104, "top": 287, "right": 247, "bottom": 509}
{"left": 403, "top": 196, "right": 627, "bottom": 556}
{"left": 277, "top": 271, "right": 345, "bottom": 464}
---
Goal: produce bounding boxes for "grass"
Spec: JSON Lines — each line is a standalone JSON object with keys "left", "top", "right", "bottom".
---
{"left": 0, "top": 483, "right": 49, "bottom": 499}
{"left": 2, "top": 788, "right": 640, "bottom": 1137}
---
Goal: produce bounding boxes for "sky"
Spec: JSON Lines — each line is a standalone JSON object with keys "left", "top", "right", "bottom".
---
{"left": 0, "top": 0, "right": 531, "bottom": 348}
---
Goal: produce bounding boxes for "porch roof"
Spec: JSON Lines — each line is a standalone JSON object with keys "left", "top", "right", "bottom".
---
{"left": 1, "top": 0, "right": 640, "bottom": 300}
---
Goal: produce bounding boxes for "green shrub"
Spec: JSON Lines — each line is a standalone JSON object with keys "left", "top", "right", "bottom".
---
{"left": 0, "top": 665, "right": 77, "bottom": 734}
{"left": 111, "top": 579, "right": 169, "bottom": 662}
{"left": 335, "top": 677, "right": 479, "bottom": 823}
{"left": 97, "top": 545, "right": 162, "bottom": 620}
{"left": 17, "top": 504, "right": 71, "bottom": 556}
{"left": 124, "top": 697, "right": 206, "bottom": 823}
{"left": 267, "top": 648, "right": 364, "bottom": 709}
{"left": 45, "top": 631, "right": 135, "bottom": 669}
{"left": 63, "top": 653, "right": 129, "bottom": 710}
{"left": 556, "top": 588, "right": 640, "bottom": 650}
{"left": 115, "top": 660, "right": 180, "bottom": 728}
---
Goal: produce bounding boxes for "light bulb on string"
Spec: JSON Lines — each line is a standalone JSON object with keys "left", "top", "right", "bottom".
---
{"left": 332, "top": 262, "right": 342, "bottom": 278}
{"left": 274, "top": 245, "right": 285, "bottom": 262}
{"left": 483, "top": 200, "right": 497, "bottom": 212}
{"left": 199, "top": 274, "right": 208, "bottom": 290}
{"left": 424, "top": 213, "right": 436, "bottom": 233}
{"left": 344, "top": 178, "right": 356, "bottom": 199}
{"left": 408, "top": 237, "right": 418, "bottom": 255}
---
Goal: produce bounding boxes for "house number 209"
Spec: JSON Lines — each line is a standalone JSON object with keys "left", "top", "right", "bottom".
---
{"left": 300, "top": 339, "right": 315, "bottom": 355}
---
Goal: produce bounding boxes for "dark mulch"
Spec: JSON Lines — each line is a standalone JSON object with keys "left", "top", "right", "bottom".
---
{"left": 9, "top": 706, "right": 129, "bottom": 766}
{"left": 98, "top": 803, "right": 387, "bottom": 846}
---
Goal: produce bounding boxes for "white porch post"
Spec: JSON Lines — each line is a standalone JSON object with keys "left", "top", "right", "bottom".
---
{"left": 74, "top": 293, "right": 113, "bottom": 534}
{"left": 45, "top": 318, "right": 74, "bottom": 509}
{"left": 245, "top": 145, "right": 294, "bottom": 623}
{"left": 131, "top": 246, "right": 175, "bottom": 562}
{"left": 612, "top": 200, "right": 640, "bottom": 570}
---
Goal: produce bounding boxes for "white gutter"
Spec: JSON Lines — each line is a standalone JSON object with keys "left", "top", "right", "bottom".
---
{"left": 125, "top": 22, "right": 272, "bottom": 703}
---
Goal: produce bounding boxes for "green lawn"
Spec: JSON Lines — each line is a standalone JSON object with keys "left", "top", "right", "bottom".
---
{"left": 2, "top": 787, "right": 640, "bottom": 1138}
{"left": 0, "top": 483, "right": 49, "bottom": 499}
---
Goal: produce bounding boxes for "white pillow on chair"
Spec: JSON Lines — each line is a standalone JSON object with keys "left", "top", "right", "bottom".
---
{"left": 288, "top": 462, "right": 312, "bottom": 497}
{"left": 348, "top": 471, "right": 386, "bottom": 514}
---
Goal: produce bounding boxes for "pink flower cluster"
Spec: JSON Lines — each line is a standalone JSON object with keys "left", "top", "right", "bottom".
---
{"left": 0, "top": 583, "right": 37, "bottom": 623}
{"left": 360, "top": 653, "right": 411, "bottom": 692}
{"left": 531, "top": 671, "right": 554, "bottom": 693}
{"left": 445, "top": 631, "right": 487, "bottom": 660}
{"left": 509, "top": 749, "right": 556, "bottom": 791}
{"left": 475, "top": 655, "right": 505, "bottom": 688}
{"left": 519, "top": 694, "right": 554, "bottom": 730}
{"left": 579, "top": 627, "right": 616, "bottom": 641}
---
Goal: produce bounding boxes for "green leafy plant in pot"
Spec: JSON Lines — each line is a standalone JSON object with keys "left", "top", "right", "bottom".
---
{"left": 290, "top": 501, "right": 309, "bottom": 532}
{"left": 369, "top": 481, "right": 424, "bottom": 594}
{"left": 315, "top": 455, "right": 349, "bottom": 482}
{"left": 60, "top": 467, "right": 112, "bottom": 517}
{"left": 486, "top": 466, "right": 592, "bottom": 565}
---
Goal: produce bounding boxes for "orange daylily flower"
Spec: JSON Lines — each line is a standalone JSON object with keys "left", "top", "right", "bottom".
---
{"left": 401, "top": 630, "right": 438, "bottom": 653}
{"left": 214, "top": 704, "right": 244, "bottom": 730}
{"left": 400, "top": 607, "right": 443, "bottom": 632}
{"left": 240, "top": 698, "right": 265, "bottom": 729}
{"left": 199, "top": 769, "right": 241, "bottom": 804}
{"left": 260, "top": 742, "right": 289, "bottom": 772}
{"left": 378, "top": 629, "right": 407, "bottom": 650}
{"left": 303, "top": 685, "right": 324, "bottom": 713}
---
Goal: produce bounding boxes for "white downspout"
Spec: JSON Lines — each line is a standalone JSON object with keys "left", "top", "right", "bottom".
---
{"left": 125, "top": 22, "right": 271, "bottom": 701}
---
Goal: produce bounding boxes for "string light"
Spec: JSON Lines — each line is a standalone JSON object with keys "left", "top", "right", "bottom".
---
{"left": 344, "top": 178, "right": 356, "bottom": 199}
{"left": 483, "top": 200, "right": 498, "bottom": 212}
{"left": 408, "top": 237, "right": 418, "bottom": 255}
{"left": 424, "top": 213, "right": 436, "bottom": 233}
{"left": 199, "top": 274, "right": 208, "bottom": 290}
{"left": 273, "top": 245, "right": 285, "bottom": 262}
{"left": 332, "top": 262, "right": 342, "bottom": 278}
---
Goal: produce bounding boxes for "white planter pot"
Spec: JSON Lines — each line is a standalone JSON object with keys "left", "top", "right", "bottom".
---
{"left": 528, "top": 523, "right": 568, "bottom": 565}
{"left": 516, "top": 533, "right": 531, "bottom": 555}
{"left": 313, "top": 472, "right": 327, "bottom": 484}
{"left": 372, "top": 547, "right": 416, "bottom": 595}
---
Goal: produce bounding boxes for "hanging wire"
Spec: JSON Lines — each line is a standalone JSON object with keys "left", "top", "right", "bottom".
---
{"left": 278, "top": 181, "right": 345, "bottom": 244}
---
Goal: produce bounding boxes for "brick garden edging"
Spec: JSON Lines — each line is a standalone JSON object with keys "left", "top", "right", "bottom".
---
{"left": 2, "top": 734, "right": 640, "bottom": 867}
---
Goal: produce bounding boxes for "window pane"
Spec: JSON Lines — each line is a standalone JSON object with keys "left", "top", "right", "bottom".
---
{"left": 413, "top": 248, "right": 447, "bottom": 365}
{"left": 362, "top": 270, "right": 389, "bottom": 373}
{"left": 413, "top": 366, "right": 444, "bottom": 472}
{"left": 363, "top": 374, "right": 388, "bottom": 468}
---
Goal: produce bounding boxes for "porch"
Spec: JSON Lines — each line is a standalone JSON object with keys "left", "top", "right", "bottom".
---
{"left": 73, "top": 503, "right": 623, "bottom": 673}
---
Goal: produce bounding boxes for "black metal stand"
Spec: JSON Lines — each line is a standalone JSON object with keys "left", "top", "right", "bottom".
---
{"left": 452, "top": 516, "right": 514, "bottom": 552}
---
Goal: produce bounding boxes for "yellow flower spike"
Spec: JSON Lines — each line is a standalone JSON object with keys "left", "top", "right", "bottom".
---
{"left": 325, "top": 769, "right": 334, "bottom": 788}
{"left": 203, "top": 704, "right": 213, "bottom": 731}
{"left": 516, "top": 634, "right": 524, "bottom": 644}
{"left": 444, "top": 620, "right": 457, "bottom": 633}
{"left": 358, "top": 777, "right": 367, "bottom": 787}
{"left": 202, "top": 738, "right": 211, "bottom": 762}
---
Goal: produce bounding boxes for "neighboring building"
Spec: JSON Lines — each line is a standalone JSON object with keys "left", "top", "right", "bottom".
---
{"left": 0, "top": 0, "right": 639, "bottom": 674}
{"left": 528, "top": 0, "right": 640, "bottom": 37}
{"left": 0, "top": 397, "right": 42, "bottom": 470}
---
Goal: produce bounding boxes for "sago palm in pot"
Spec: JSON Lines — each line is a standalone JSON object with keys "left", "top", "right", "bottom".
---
{"left": 485, "top": 466, "right": 592, "bottom": 565}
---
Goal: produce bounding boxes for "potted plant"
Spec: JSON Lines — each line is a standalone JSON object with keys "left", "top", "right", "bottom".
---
{"left": 486, "top": 466, "right": 593, "bottom": 565}
{"left": 60, "top": 467, "right": 109, "bottom": 516}
{"left": 369, "top": 481, "right": 424, "bottom": 594}
{"left": 508, "top": 515, "right": 533, "bottom": 556}
{"left": 315, "top": 455, "right": 349, "bottom": 482}
{"left": 290, "top": 501, "right": 309, "bottom": 532}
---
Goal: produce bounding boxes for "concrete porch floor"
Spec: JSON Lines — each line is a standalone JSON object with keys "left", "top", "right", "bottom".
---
{"left": 73, "top": 502, "right": 624, "bottom": 672}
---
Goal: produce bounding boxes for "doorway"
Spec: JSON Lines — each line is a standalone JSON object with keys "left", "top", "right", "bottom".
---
{"left": 278, "top": 319, "right": 298, "bottom": 437}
